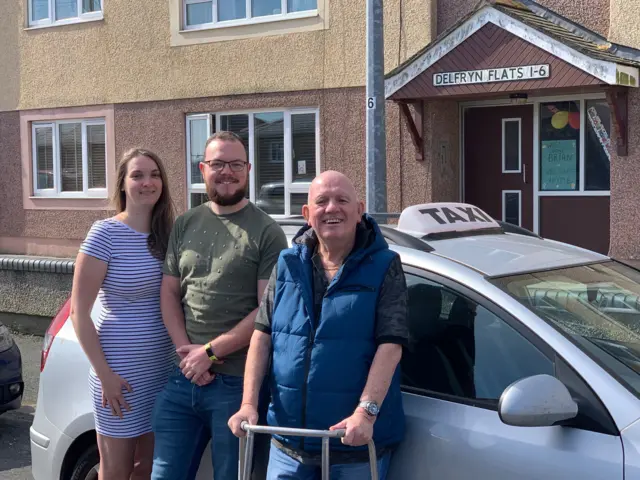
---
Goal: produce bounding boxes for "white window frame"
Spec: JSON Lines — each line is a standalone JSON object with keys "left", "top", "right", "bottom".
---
{"left": 502, "top": 190, "right": 522, "bottom": 227}
{"left": 28, "top": 0, "right": 104, "bottom": 28}
{"left": 186, "top": 107, "right": 321, "bottom": 216}
{"left": 183, "top": 0, "right": 318, "bottom": 31}
{"left": 501, "top": 118, "right": 521, "bottom": 173}
{"left": 32, "top": 118, "right": 107, "bottom": 198}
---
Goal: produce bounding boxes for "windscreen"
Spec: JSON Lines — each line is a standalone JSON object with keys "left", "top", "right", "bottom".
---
{"left": 490, "top": 261, "right": 640, "bottom": 397}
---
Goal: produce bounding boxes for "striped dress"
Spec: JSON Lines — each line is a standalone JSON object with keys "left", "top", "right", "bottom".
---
{"left": 79, "top": 218, "right": 174, "bottom": 438}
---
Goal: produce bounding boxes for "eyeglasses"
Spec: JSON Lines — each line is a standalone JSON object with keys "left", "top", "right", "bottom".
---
{"left": 202, "top": 160, "right": 248, "bottom": 172}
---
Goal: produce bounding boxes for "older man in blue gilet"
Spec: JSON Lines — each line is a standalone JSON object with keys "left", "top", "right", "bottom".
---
{"left": 229, "top": 170, "right": 409, "bottom": 479}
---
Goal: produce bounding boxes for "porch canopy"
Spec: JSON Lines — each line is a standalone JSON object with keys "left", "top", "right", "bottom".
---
{"left": 385, "top": 0, "right": 640, "bottom": 157}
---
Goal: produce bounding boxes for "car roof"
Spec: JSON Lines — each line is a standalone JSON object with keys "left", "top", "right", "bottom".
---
{"left": 425, "top": 233, "right": 608, "bottom": 277}
{"left": 276, "top": 202, "right": 610, "bottom": 278}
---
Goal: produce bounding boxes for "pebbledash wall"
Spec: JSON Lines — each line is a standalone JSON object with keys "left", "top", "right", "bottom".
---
{"left": 0, "top": 0, "right": 432, "bottom": 260}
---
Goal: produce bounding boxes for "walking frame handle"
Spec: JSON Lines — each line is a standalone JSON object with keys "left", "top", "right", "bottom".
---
{"left": 238, "top": 422, "right": 379, "bottom": 480}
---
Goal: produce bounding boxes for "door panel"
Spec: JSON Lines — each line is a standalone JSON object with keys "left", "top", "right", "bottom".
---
{"left": 389, "top": 395, "right": 623, "bottom": 480}
{"left": 464, "top": 105, "right": 533, "bottom": 231}
{"left": 388, "top": 270, "right": 623, "bottom": 480}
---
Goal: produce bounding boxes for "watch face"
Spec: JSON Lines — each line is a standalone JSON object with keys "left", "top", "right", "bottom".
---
{"left": 365, "top": 402, "right": 379, "bottom": 416}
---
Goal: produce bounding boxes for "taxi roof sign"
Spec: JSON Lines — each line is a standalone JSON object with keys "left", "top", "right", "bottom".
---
{"left": 397, "top": 202, "right": 501, "bottom": 238}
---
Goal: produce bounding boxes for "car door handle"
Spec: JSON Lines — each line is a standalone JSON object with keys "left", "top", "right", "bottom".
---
{"left": 523, "top": 164, "right": 526, "bottom": 184}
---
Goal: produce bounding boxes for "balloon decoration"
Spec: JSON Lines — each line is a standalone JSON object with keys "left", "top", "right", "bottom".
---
{"left": 551, "top": 111, "right": 569, "bottom": 129}
{"left": 568, "top": 111, "right": 580, "bottom": 129}
{"left": 549, "top": 108, "right": 580, "bottom": 131}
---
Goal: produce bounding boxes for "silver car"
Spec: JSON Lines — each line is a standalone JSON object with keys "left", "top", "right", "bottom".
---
{"left": 277, "top": 202, "right": 640, "bottom": 480}
{"left": 31, "top": 201, "right": 640, "bottom": 479}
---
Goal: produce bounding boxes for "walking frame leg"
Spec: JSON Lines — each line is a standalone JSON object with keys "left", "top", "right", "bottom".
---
{"left": 239, "top": 436, "right": 247, "bottom": 480}
{"left": 321, "top": 437, "right": 330, "bottom": 480}
{"left": 368, "top": 441, "right": 379, "bottom": 480}
{"left": 241, "top": 431, "right": 255, "bottom": 480}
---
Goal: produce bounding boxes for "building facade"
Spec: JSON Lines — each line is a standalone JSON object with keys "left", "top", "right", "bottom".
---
{"left": 0, "top": 0, "right": 638, "bottom": 267}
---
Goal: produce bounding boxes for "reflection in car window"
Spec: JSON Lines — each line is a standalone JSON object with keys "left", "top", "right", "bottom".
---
{"left": 402, "top": 274, "right": 554, "bottom": 402}
{"left": 489, "top": 260, "right": 640, "bottom": 398}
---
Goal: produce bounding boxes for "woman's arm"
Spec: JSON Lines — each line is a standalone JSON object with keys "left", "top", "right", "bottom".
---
{"left": 69, "top": 252, "right": 112, "bottom": 379}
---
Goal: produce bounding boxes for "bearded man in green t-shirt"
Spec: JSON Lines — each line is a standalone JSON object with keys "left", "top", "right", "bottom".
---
{"left": 151, "top": 131, "right": 288, "bottom": 480}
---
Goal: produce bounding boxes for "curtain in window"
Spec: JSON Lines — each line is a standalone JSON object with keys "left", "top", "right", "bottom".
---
{"left": 83, "top": 0, "right": 101, "bottom": 13}
{"left": 56, "top": 0, "right": 78, "bottom": 19}
{"left": 218, "top": 0, "right": 245, "bottom": 21}
{"left": 35, "top": 127, "right": 54, "bottom": 190}
{"left": 288, "top": 0, "right": 316, "bottom": 12}
{"left": 87, "top": 124, "right": 106, "bottom": 189}
{"left": 59, "top": 123, "right": 83, "bottom": 192}
{"left": 32, "top": 0, "right": 49, "bottom": 20}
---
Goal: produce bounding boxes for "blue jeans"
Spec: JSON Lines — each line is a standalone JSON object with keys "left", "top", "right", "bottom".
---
{"left": 150, "top": 367, "right": 243, "bottom": 480}
{"left": 266, "top": 442, "right": 391, "bottom": 480}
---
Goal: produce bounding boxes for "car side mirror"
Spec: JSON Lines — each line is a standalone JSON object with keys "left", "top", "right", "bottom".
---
{"left": 498, "top": 374, "right": 578, "bottom": 427}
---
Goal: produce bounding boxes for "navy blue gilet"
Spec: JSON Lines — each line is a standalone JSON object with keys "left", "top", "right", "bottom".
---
{"left": 266, "top": 215, "right": 406, "bottom": 454}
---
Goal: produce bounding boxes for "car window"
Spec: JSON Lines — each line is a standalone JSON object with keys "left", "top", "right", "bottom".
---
{"left": 401, "top": 273, "right": 554, "bottom": 403}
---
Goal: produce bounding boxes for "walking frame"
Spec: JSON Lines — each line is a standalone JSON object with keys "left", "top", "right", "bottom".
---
{"left": 238, "top": 422, "right": 379, "bottom": 480}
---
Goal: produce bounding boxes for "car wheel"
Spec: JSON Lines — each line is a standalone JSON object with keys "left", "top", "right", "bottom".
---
{"left": 68, "top": 443, "right": 99, "bottom": 480}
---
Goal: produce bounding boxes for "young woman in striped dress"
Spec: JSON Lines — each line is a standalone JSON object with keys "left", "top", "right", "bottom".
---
{"left": 70, "top": 148, "right": 176, "bottom": 480}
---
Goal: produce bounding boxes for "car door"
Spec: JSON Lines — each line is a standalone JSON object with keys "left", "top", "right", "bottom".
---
{"left": 388, "top": 267, "right": 624, "bottom": 480}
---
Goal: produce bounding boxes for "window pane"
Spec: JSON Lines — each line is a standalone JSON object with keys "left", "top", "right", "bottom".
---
{"left": 504, "top": 191, "right": 520, "bottom": 226}
{"left": 32, "top": 0, "right": 49, "bottom": 20}
{"left": 252, "top": 0, "right": 281, "bottom": 17}
{"left": 59, "top": 123, "right": 83, "bottom": 192}
{"left": 189, "top": 118, "right": 209, "bottom": 185}
{"left": 87, "top": 124, "right": 106, "bottom": 189}
{"left": 186, "top": 1, "right": 212, "bottom": 25}
{"left": 503, "top": 120, "right": 520, "bottom": 172}
{"left": 220, "top": 114, "right": 250, "bottom": 198}
{"left": 254, "top": 112, "right": 284, "bottom": 215}
{"left": 220, "top": 114, "right": 249, "bottom": 151}
{"left": 82, "top": 0, "right": 101, "bottom": 13}
{"left": 292, "top": 113, "right": 316, "bottom": 183}
{"left": 55, "top": 0, "right": 78, "bottom": 19}
{"left": 218, "top": 0, "right": 246, "bottom": 21}
{"left": 539, "top": 101, "right": 580, "bottom": 191}
{"left": 585, "top": 100, "right": 611, "bottom": 191}
{"left": 190, "top": 193, "right": 209, "bottom": 208}
{"left": 291, "top": 192, "right": 307, "bottom": 217}
{"left": 401, "top": 275, "right": 554, "bottom": 401}
{"left": 288, "top": 0, "right": 316, "bottom": 12}
{"left": 35, "top": 127, "right": 54, "bottom": 190}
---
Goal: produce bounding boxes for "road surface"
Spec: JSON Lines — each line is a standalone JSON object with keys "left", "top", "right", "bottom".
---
{"left": 0, "top": 331, "right": 43, "bottom": 480}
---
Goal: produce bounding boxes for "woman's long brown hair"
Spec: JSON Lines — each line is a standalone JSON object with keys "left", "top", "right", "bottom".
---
{"left": 111, "top": 148, "right": 175, "bottom": 261}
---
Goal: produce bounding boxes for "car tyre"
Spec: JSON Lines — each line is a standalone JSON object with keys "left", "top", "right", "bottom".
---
{"left": 68, "top": 443, "right": 100, "bottom": 480}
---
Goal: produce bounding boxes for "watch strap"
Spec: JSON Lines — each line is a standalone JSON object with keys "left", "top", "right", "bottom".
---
{"left": 204, "top": 342, "right": 218, "bottom": 362}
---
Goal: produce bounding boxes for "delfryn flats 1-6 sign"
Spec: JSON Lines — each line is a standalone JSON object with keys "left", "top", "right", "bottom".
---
{"left": 433, "top": 64, "right": 550, "bottom": 87}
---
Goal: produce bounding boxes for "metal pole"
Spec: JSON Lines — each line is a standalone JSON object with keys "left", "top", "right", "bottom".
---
{"left": 365, "top": 0, "right": 387, "bottom": 219}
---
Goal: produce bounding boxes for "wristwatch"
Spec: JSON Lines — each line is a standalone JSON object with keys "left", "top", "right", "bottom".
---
{"left": 204, "top": 342, "right": 219, "bottom": 362}
{"left": 358, "top": 400, "right": 380, "bottom": 417}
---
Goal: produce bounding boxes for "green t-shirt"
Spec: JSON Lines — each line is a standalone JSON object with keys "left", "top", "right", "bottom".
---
{"left": 163, "top": 201, "right": 288, "bottom": 376}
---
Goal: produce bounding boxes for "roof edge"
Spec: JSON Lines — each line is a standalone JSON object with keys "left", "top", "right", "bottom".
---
{"left": 384, "top": 4, "right": 639, "bottom": 99}
{"left": 512, "top": 0, "right": 640, "bottom": 64}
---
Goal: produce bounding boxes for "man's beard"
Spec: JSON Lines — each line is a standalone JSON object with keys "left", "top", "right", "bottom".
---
{"left": 206, "top": 178, "right": 248, "bottom": 207}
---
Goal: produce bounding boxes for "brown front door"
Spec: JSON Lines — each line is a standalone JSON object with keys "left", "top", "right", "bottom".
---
{"left": 464, "top": 105, "right": 534, "bottom": 231}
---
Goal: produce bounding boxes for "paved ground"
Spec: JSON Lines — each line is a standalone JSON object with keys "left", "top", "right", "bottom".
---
{"left": 0, "top": 331, "right": 43, "bottom": 480}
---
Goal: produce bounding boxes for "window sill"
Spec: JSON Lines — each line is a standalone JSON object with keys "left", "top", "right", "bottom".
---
{"left": 538, "top": 191, "right": 611, "bottom": 197}
{"left": 30, "top": 191, "right": 108, "bottom": 200}
{"left": 25, "top": 14, "right": 104, "bottom": 31}
{"left": 180, "top": 9, "right": 318, "bottom": 33}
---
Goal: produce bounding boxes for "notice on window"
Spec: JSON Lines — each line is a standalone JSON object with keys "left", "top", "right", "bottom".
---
{"left": 297, "top": 160, "right": 306, "bottom": 175}
{"left": 541, "top": 140, "right": 577, "bottom": 190}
